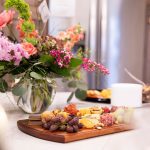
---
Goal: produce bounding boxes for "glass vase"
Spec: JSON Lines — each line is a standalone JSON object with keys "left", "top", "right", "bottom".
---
{"left": 13, "top": 79, "right": 56, "bottom": 114}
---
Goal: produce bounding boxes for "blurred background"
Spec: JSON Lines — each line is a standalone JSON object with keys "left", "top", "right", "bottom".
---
{"left": 0, "top": 0, "right": 150, "bottom": 90}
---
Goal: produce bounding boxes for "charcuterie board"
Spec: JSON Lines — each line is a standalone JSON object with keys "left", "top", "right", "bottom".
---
{"left": 17, "top": 119, "right": 134, "bottom": 143}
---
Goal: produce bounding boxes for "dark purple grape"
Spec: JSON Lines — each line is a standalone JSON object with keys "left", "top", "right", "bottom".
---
{"left": 60, "top": 117, "right": 66, "bottom": 124}
{"left": 51, "top": 116, "right": 60, "bottom": 123}
{"left": 69, "top": 114, "right": 75, "bottom": 118}
{"left": 66, "top": 125, "right": 74, "bottom": 133}
{"left": 66, "top": 115, "right": 73, "bottom": 122}
{"left": 68, "top": 117, "right": 79, "bottom": 125}
{"left": 47, "top": 121, "right": 53, "bottom": 127}
{"left": 68, "top": 120, "right": 74, "bottom": 126}
{"left": 72, "top": 117, "right": 79, "bottom": 124}
{"left": 78, "top": 123, "right": 83, "bottom": 129}
{"left": 42, "top": 123, "right": 49, "bottom": 130}
{"left": 73, "top": 125, "right": 79, "bottom": 132}
{"left": 59, "top": 125, "right": 67, "bottom": 131}
{"left": 49, "top": 124, "right": 59, "bottom": 131}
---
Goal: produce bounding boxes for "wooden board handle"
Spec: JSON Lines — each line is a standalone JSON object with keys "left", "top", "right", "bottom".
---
{"left": 29, "top": 114, "right": 41, "bottom": 121}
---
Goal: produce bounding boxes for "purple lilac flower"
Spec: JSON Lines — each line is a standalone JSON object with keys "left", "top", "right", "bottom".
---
{"left": 0, "top": 33, "right": 29, "bottom": 65}
{"left": 50, "top": 49, "right": 72, "bottom": 68}
{"left": 82, "top": 58, "right": 109, "bottom": 75}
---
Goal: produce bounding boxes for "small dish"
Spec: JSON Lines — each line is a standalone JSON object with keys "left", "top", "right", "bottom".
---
{"left": 85, "top": 89, "right": 111, "bottom": 104}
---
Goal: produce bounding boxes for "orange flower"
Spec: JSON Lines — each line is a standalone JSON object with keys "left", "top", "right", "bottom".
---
{"left": 16, "top": 18, "right": 38, "bottom": 39}
{"left": 16, "top": 18, "right": 25, "bottom": 38}
{"left": 57, "top": 24, "right": 84, "bottom": 51}
{"left": 0, "top": 10, "right": 15, "bottom": 29}
{"left": 64, "top": 42, "right": 74, "bottom": 51}
{"left": 22, "top": 42, "right": 37, "bottom": 56}
{"left": 29, "top": 30, "right": 38, "bottom": 38}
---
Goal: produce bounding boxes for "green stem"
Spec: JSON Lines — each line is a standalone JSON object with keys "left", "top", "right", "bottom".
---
{"left": 32, "top": 81, "right": 37, "bottom": 112}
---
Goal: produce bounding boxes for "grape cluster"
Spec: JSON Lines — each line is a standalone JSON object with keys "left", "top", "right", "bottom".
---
{"left": 42, "top": 115, "right": 83, "bottom": 133}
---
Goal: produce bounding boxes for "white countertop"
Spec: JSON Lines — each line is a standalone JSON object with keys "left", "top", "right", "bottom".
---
{"left": 0, "top": 92, "right": 150, "bottom": 150}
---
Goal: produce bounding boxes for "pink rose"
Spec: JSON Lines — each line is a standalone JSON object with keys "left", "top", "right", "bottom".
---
{"left": 22, "top": 42, "right": 37, "bottom": 56}
{"left": 0, "top": 10, "right": 15, "bottom": 29}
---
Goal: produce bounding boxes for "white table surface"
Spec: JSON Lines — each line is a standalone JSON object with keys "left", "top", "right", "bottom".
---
{"left": 0, "top": 92, "right": 150, "bottom": 150}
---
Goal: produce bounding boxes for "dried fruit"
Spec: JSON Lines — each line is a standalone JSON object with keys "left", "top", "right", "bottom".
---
{"left": 64, "top": 104, "right": 79, "bottom": 115}
{"left": 102, "top": 107, "right": 110, "bottom": 113}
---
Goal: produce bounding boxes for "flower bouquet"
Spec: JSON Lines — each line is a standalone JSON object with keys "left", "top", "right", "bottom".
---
{"left": 0, "top": 0, "right": 109, "bottom": 113}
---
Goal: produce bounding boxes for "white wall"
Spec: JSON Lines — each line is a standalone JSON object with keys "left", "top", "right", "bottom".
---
{"left": 48, "top": 0, "right": 90, "bottom": 37}
{"left": 72, "top": 0, "right": 90, "bottom": 32}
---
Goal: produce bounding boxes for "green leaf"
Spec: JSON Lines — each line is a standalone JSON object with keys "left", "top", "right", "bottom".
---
{"left": 50, "top": 65, "right": 71, "bottom": 77}
{"left": 70, "top": 58, "right": 82, "bottom": 68}
{"left": 0, "top": 61, "right": 8, "bottom": 66}
{"left": 32, "top": 66, "right": 47, "bottom": 77}
{"left": 11, "top": 67, "right": 26, "bottom": 75}
{"left": 0, "top": 79, "right": 8, "bottom": 93}
{"left": 12, "top": 85, "right": 26, "bottom": 96}
{"left": 30, "top": 72, "right": 42, "bottom": 80}
{"left": 0, "top": 65, "right": 4, "bottom": 71}
{"left": 11, "top": 61, "right": 30, "bottom": 75}
{"left": 75, "top": 88, "right": 87, "bottom": 100}
{"left": 67, "top": 92, "right": 75, "bottom": 103}
{"left": 40, "top": 55, "right": 54, "bottom": 65}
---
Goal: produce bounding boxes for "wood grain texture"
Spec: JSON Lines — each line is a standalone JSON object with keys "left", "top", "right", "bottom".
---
{"left": 17, "top": 119, "right": 134, "bottom": 143}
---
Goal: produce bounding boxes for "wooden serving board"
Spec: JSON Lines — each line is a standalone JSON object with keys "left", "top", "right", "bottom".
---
{"left": 17, "top": 119, "right": 134, "bottom": 143}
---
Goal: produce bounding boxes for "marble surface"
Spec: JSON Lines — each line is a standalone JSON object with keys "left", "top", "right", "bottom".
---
{"left": 0, "top": 92, "right": 150, "bottom": 150}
